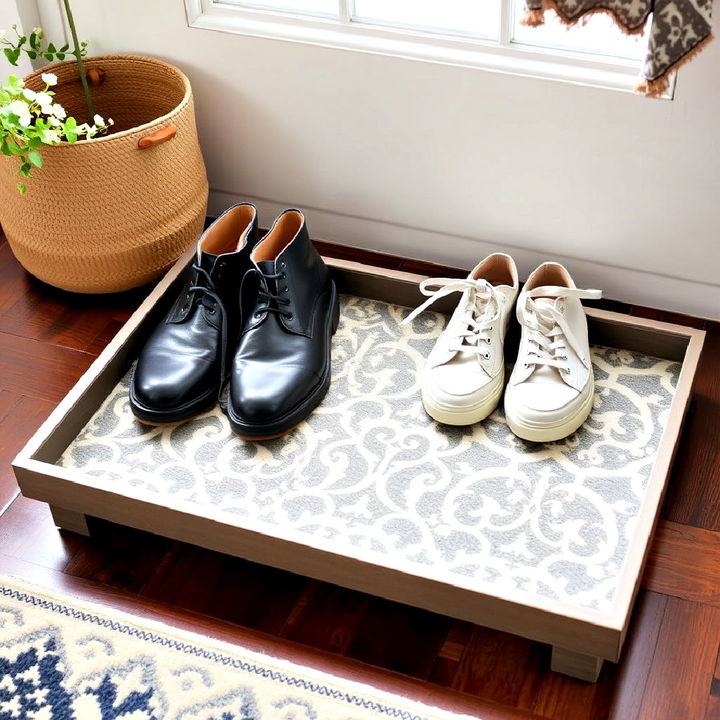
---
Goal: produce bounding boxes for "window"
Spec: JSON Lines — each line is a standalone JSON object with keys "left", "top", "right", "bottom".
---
{"left": 186, "top": 0, "right": 654, "bottom": 93}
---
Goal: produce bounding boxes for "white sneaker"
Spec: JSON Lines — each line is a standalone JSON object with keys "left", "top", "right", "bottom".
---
{"left": 504, "top": 262, "right": 601, "bottom": 442}
{"left": 402, "top": 253, "right": 518, "bottom": 425}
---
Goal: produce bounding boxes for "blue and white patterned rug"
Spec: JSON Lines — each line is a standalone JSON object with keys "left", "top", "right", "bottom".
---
{"left": 0, "top": 576, "right": 474, "bottom": 720}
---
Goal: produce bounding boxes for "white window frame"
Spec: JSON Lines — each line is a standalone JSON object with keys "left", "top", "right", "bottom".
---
{"left": 184, "top": 0, "right": 667, "bottom": 95}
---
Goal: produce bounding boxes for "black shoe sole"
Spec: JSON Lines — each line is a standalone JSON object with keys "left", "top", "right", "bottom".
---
{"left": 128, "top": 382, "right": 218, "bottom": 425}
{"left": 226, "top": 282, "right": 340, "bottom": 440}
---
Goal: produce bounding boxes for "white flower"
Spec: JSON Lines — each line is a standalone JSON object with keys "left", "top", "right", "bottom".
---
{"left": 9, "top": 100, "right": 27, "bottom": 117}
{"left": 19, "top": 113, "right": 32, "bottom": 127}
{"left": 41, "top": 129, "right": 61, "bottom": 144}
{"left": 32, "top": 27, "right": 42, "bottom": 35}
{"left": 52, "top": 103, "right": 66, "bottom": 119}
{"left": 49, "top": 116, "right": 60, "bottom": 127}
{"left": 22, "top": 89, "right": 37, "bottom": 101}
{"left": 41, "top": 72, "right": 58, "bottom": 87}
{"left": 93, "top": 114, "right": 105, "bottom": 127}
{"left": 34, "top": 91, "right": 53, "bottom": 108}
{"left": 108, "top": 117, "right": 114, "bottom": 126}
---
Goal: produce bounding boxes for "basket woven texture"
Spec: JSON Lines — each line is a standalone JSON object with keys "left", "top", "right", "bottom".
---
{"left": 0, "top": 55, "right": 208, "bottom": 293}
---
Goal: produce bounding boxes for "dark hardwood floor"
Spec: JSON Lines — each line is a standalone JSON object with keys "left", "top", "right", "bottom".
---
{"left": 1, "top": 233, "right": 719, "bottom": 719}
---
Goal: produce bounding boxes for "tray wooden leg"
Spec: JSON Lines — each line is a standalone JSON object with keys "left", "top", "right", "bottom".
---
{"left": 50, "top": 505, "right": 91, "bottom": 536}
{"left": 551, "top": 646, "right": 603, "bottom": 682}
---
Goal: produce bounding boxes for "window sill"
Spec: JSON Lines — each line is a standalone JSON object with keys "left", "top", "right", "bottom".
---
{"left": 185, "top": 0, "right": 670, "bottom": 96}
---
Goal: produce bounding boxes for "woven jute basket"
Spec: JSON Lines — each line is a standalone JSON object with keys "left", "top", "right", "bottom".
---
{"left": 0, "top": 54, "right": 208, "bottom": 293}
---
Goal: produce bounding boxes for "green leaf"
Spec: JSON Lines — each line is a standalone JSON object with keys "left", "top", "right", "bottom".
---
{"left": 28, "top": 150, "right": 42, "bottom": 167}
{"left": 47, "top": 42, "right": 56, "bottom": 53}
{"left": 17, "top": 36, "right": 26, "bottom": 46}
{"left": 6, "top": 142, "right": 22, "bottom": 156}
{"left": 43, "top": 53, "right": 53, "bottom": 62}
{"left": 57, "top": 53, "right": 65, "bottom": 60}
{"left": 3, "top": 48, "right": 18, "bottom": 65}
{"left": 0, "top": 141, "right": 10, "bottom": 156}
{"left": 19, "top": 162, "right": 31, "bottom": 177}
{"left": 29, "top": 32, "right": 37, "bottom": 48}
{"left": 17, "top": 182, "right": 26, "bottom": 195}
{"left": 60, "top": 44, "right": 69, "bottom": 52}
{"left": 64, "top": 116, "right": 77, "bottom": 131}
{"left": 27, "top": 50, "right": 36, "bottom": 59}
{"left": 26, "top": 136, "right": 42, "bottom": 149}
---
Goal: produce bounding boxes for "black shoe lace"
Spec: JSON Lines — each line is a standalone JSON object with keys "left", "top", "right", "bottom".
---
{"left": 188, "top": 263, "right": 229, "bottom": 400}
{"left": 253, "top": 268, "right": 293, "bottom": 320}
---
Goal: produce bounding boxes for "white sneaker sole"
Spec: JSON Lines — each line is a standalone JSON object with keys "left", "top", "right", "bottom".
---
{"left": 505, "top": 380, "right": 595, "bottom": 443}
{"left": 422, "top": 374, "right": 504, "bottom": 426}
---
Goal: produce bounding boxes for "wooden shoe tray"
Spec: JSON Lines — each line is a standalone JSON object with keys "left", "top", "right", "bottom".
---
{"left": 12, "top": 245, "right": 705, "bottom": 681}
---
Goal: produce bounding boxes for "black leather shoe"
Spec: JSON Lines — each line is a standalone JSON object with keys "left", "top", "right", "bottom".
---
{"left": 130, "top": 203, "right": 259, "bottom": 423}
{"left": 227, "top": 209, "right": 339, "bottom": 439}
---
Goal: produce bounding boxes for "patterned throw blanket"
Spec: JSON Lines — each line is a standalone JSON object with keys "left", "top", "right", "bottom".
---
{"left": 522, "top": 0, "right": 714, "bottom": 96}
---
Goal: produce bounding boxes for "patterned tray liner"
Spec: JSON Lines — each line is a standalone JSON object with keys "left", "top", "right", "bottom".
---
{"left": 58, "top": 295, "right": 680, "bottom": 613}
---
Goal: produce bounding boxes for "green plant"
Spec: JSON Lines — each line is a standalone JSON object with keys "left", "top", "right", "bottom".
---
{"left": 0, "top": 2, "right": 109, "bottom": 194}
{"left": 0, "top": 71, "right": 108, "bottom": 193}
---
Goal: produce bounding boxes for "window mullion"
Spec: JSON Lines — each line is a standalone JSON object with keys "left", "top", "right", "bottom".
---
{"left": 338, "top": 0, "right": 351, "bottom": 23}
{"left": 499, "top": 0, "right": 513, "bottom": 47}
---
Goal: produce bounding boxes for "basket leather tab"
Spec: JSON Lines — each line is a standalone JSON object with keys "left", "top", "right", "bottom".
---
{"left": 86, "top": 68, "right": 106, "bottom": 86}
{"left": 138, "top": 124, "right": 177, "bottom": 149}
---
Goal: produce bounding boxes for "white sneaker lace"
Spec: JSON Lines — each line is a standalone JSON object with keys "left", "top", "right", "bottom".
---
{"left": 401, "top": 278, "right": 502, "bottom": 356}
{"left": 518, "top": 286, "right": 601, "bottom": 372}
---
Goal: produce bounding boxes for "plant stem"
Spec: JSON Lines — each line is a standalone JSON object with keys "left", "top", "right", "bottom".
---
{"left": 62, "top": 0, "right": 95, "bottom": 121}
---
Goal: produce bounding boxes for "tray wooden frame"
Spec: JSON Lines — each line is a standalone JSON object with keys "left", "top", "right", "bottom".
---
{"left": 12, "top": 246, "right": 705, "bottom": 682}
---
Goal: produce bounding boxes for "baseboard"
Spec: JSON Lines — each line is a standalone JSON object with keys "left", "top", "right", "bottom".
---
{"left": 209, "top": 190, "right": 719, "bottom": 321}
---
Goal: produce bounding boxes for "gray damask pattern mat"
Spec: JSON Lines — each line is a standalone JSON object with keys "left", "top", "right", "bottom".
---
{"left": 58, "top": 295, "right": 680, "bottom": 613}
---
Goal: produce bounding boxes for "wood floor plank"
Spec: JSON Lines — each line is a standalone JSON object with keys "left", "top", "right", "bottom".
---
{"left": 0, "top": 295, "right": 126, "bottom": 353}
{"left": 604, "top": 590, "right": 668, "bottom": 720}
{"left": 449, "top": 624, "right": 544, "bottom": 712}
{"left": 0, "top": 240, "right": 147, "bottom": 352}
{"left": 84, "top": 318, "right": 130, "bottom": 357}
{"left": 279, "top": 579, "right": 371, "bottom": 654}
{"left": 530, "top": 656, "right": 600, "bottom": 720}
{"left": 662, "top": 311, "right": 707, "bottom": 330}
{"left": 0, "top": 393, "right": 54, "bottom": 514}
{"left": 140, "top": 541, "right": 307, "bottom": 635}
{"left": 704, "top": 646, "right": 720, "bottom": 720}
{"left": 643, "top": 520, "right": 720, "bottom": 606}
{"left": 427, "top": 619, "right": 475, "bottom": 687}
{"left": 63, "top": 517, "right": 173, "bottom": 594}
{"left": 0, "top": 495, "right": 85, "bottom": 571}
{"left": 662, "top": 321, "right": 720, "bottom": 530}
{"left": 638, "top": 597, "right": 720, "bottom": 720}
{"left": 345, "top": 596, "right": 452, "bottom": 680}
{"left": 0, "top": 390, "right": 19, "bottom": 426}
{"left": 398, "top": 257, "right": 468, "bottom": 278}
{"left": 0, "top": 241, "right": 33, "bottom": 316}
{"left": 314, "top": 240, "right": 403, "bottom": 271}
{"left": 0, "top": 331, "right": 95, "bottom": 403}
{"left": 630, "top": 307, "right": 664, "bottom": 321}
{"left": 585, "top": 298, "right": 634, "bottom": 315}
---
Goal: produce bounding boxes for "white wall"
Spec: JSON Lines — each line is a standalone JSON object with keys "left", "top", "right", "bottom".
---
{"left": 29, "top": 1, "right": 720, "bottom": 316}
{"left": 0, "top": 2, "right": 37, "bottom": 76}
